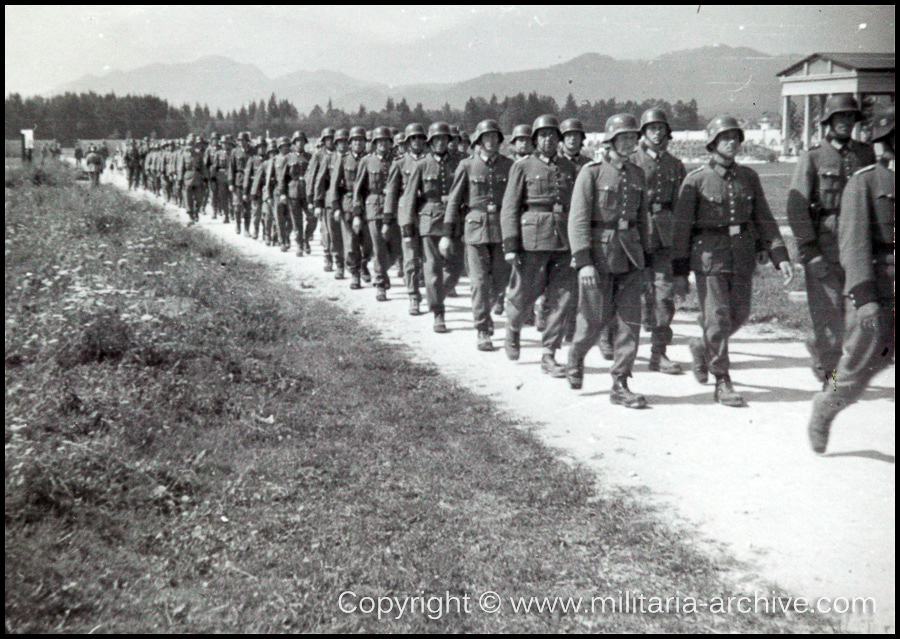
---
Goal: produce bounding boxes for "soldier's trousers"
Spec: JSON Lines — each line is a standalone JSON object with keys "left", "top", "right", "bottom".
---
{"left": 466, "top": 242, "right": 510, "bottom": 332}
{"left": 368, "top": 219, "right": 402, "bottom": 289}
{"left": 695, "top": 271, "right": 753, "bottom": 378}
{"left": 444, "top": 238, "right": 466, "bottom": 291}
{"left": 340, "top": 217, "right": 367, "bottom": 276}
{"left": 506, "top": 251, "right": 575, "bottom": 353}
{"left": 216, "top": 180, "right": 231, "bottom": 221}
{"left": 805, "top": 259, "right": 845, "bottom": 381}
{"left": 569, "top": 269, "right": 643, "bottom": 378}
{"left": 644, "top": 249, "right": 676, "bottom": 354}
{"left": 163, "top": 176, "right": 173, "bottom": 200}
{"left": 89, "top": 171, "right": 100, "bottom": 187}
{"left": 209, "top": 179, "right": 219, "bottom": 215}
{"left": 402, "top": 235, "right": 424, "bottom": 301}
{"left": 127, "top": 167, "right": 139, "bottom": 189}
{"left": 287, "top": 198, "right": 306, "bottom": 249}
{"left": 184, "top": 183, "right": 203, "bottom": 221}
{"left": 250, "top": 199, "right": 263, "bottom": 237}
{"left": 422, "top": 235, "right": 464, "bottom": 315}
{"left": 303, "top": 205, "right": 317, "bottom": 246}
{"left": 262, "top": 200, "right": 276, "bottom": 243}
{"left": 275, "top": 199, "right": 292, "bottom": 248}
{"left": 323, "top": 209, "right": 345, "bottom": 268}
{"left": 233, "top": 193, "right": 251, "bottom": 234}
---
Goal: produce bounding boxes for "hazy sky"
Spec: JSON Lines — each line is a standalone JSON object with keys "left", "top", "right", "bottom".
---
{"left": 5, "top": 5, "right": 895, "bottom": 95}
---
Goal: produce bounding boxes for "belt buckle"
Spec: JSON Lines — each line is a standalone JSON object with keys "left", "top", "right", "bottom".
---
{"left": 553, "top": 203, "right": 563, "bottom": 214}
{"left": 729, "top": 224, "right": 741, "bottom": 236}
{"left": 618, "top": 219, "right": 629, "bottom": 231}
{"left": 651, "top": 203, "right": 663, "bottom": 213}
{"left": 487, "top": 204, "right": 497, "bottom": 214}
{"left": 441, "top": 195, "right": 449, "bottom": 204}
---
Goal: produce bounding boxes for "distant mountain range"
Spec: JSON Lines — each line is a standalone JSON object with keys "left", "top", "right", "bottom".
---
{"left": 54, "top": 45, "right": 800, "bottom": 118}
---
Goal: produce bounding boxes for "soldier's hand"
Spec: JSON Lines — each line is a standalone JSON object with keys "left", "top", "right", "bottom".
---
{"left": 673, "top": 275, "right": 690, "bottom": 297}
{"left": 402, "top": 236, "right": 414, "bottom": 252}
{"left": 504, "top": 252, "right": 521, "bottom": 266}
{"left": 579, "top": 265, "right": 599, "bottom": 289}
{"left": 229, "top": 185, "right": 234, "bottom": 193}
{"left": 279, "top": 194, "right": 287, "bottom": 204}
{"left": 380, "top": 222, "right": 391, "bottom": 241}
{"left": 779, "top": 261, "right": 795, "bottom": 287}
{"left": 438, "top": 236, "right": 452, "bottom": 258}
{"left": 307, "top": 202, "right": 315, "bottom": 214}
{"left": 242, "top": 195, "right": 249, "bottom": 203}
{"left": 352, "top": 216, "right": 363, "bottom": 234}
{"left": 314, "top": 206, "right": 323, "bottom": 218}
{"left": 331, "top": 208, "right": 340, "bottom": 223}
{"left": 858, "top": 302, "right": 883, "bottom": 334}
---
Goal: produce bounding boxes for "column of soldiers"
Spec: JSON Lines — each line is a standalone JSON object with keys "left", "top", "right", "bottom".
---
{"left": 117, "top": 97, "right": 891, "bottom": 452}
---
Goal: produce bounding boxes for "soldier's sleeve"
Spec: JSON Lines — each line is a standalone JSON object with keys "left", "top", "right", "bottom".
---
{"left": 326, "top": 156, "right": 342, "bottom": 211}
{"left": 399, "top": 163, "right": 423, "bottom": 237}
{"left": 637, "top": 169, "right": 652, "bottom": 255}
{"left": 786, "top": 151, "right": 821, "bottom": 263}
{"left": 226, "top": 152, "right": 236, "bottom": 186}
{"left": 383, "top": 159, "right": 402, "bottom": 223}
{"left": 672, "top": 173, "right": 699, "bottom": 272}
{"left": 352, "top": 159, "right": 367, "bottom": 218}
{"left": 500, "top": 161, "right": 527, "bottom": 253}
{"left": 749, "top": 170, "right": 790, "bottom": 268}
{"left": 568, "top": 165, "right": 595, "bottom": 269}
{"left": 251, "top": 161, "right": 264, "bottom": 198}
{"left": 838, "top": 173, "right": 876, "bottom": 308}
{"left": 305, "top": 155, "right": 318, "bottom": 203}
{"left": 314, "top": 159, "right": 329, "bottom": 205}
{"left": 444, "top": 161, "right": 469, "bottom": 237}
{"left": 176, "top": 152, "right": 186, "bottom": 182}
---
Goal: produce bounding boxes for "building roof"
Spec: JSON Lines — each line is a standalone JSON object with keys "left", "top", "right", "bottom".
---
{"left": 777, "top": 52, "right": 895, "bottom": 77}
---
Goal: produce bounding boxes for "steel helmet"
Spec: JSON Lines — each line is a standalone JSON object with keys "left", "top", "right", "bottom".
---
{"left": 333, "top": 128, "right": 350, "bottom": 142}
{"left": 531, "top": 114, "right": 561, "bottom": 140}
{"left": 870, "top": 103, "right": 895, "bottom": 142}
{"left": 473, "top": 119, "right": 504, "bottom": 145}
{"left": 822, "top": 94, "right": 863, "bottom": 125}
{"left": 276, "top": 135, "right": 291, "bottom": 148}
{"left": 705, "top": 115, "right": 744, "bottom": 151}
{"left": 365, "top": 130, "right": 373, "bottom": 142}
{"left": 210, "top": 132, "right": 218, "bottom": 140}
{"left": 640, "top": 108, "right": 671, "bottom": 134}
{"left": 255, "top": 136, "right": 266, "bottom": 148}
{"left": 560, "top": 118, "right": 586, "bottom": 136}
{"left": 238, "top": 131, "right": 251, "bottom": 142}
{"left": 449, "top": 124, "right": 461, "bottom": 140}
{"left": 348, "top": 126, "right": 367, "bottom": 141}
{"left": 320, "top": 127, "right": 336, "bottom": 140}
{"left": 389, "top": 127, "right": 399, "bottom": 137}
{"left": 371, "top": 126, "right": 393, "bottom": 143}
{"left": 603, "top": 113, "right": 641, "bottom": 144}
{"left": 510, "top": 124, "right": 533, "bottom": 142}
{"left": 266, "top": 140, "right": 278, "bottom": 153}
{"left": 404, "top": 123, "right": 426, "bottom": 141}
{"left": 393, "top": 132, "right": 405, "bottom": 146}
{"left": 291, "top": 130, "right": 307, "bottom": 144}
{"left": 427, "top": 122, "right": 452, "bottom": 143}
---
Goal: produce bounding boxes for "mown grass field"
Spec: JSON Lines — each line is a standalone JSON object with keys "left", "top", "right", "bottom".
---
{"left": 3, "top": 162, "right": 836, "bottom": 632}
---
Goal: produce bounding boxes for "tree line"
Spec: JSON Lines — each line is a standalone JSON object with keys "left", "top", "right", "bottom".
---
{"left": 5, "top": 90, "right": 701, "bottom": 143}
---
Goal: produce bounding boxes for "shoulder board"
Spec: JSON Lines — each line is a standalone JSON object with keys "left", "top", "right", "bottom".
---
{"left": 686, "top": 165, "right": 705, "bottom": 177}
{"left": 852, "top": 164, "right": 876, "bottom": 177}
{"left": 587, "top": 159, "right": 603, "bottom": 167}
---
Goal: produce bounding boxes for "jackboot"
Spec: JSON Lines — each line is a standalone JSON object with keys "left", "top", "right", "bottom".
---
{"left": 505, "top": 329, "right": 521, "bottom": 361}
{"left": 808, "top": 391, "right": 846, "bottom": 454}
{"left": 689, "top": 337, "right": 708, "bottom": 384}
{"left": 611, "top": 376, "right": 647, "bottom": 408}
{"left": 649, "top": 351, "right": 683, "bottom": 375}
{"left": 714, "top": 375, "right": 745, "bottom": 407}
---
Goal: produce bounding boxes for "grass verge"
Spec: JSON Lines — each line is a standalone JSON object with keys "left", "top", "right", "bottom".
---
{"left": 6, "top": 163, "right": 831, "bottom": 632}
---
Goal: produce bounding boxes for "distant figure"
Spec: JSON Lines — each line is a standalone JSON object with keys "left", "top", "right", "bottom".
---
{"left": 74, "top": 143, "right": 84, "bottom": 167}
{"left": 85, "top": 144, "right": 103, "bottom": 187}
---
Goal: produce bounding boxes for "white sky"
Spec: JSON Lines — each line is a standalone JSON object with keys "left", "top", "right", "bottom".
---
{"left": 5, "top": 5, "right": 895, "bottom": 95}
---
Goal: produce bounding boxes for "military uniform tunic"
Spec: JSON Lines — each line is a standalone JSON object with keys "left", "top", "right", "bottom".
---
{"left": 385, "top": 151, "right": 426, "bottom": 300}
{"left": 672, "top": 158, "right": 789, "bottom": 378}
{"left": 177, "top": 148, "right": 207, "bottom": 221}
{"left": 228, "top": 147, "right": 252, "bottom": 233}
{"left": 328, "top": 151, "right": 366, "bottom": 276}
{"left": 355, "top": 152, "right": 398, "bottom": 289}
{"left": 500, "top": 152, "right": 579, "bottom": 352}
{"left": 787, "top": 138, "right": 876, "bottom": 380}
{"left": 310, "top": 148, "right": 342, "bottom": 268}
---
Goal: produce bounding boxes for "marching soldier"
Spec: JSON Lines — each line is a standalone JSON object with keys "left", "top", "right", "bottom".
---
{"left": 399, "top": 122, "right": 463, "bottom": 333}
{"left": 85, "top": 144, "right": 103, "bottom": 187}
{"left": 566, "top": 114, "right": 651, "bottom": 407}
{"left": 124, "top": 140, "right": 142, "bottom": 190}
{"left": 355, "top": 126, "right": 399, "bottom": 300}
{"left": 787, "top": 94, "right": 875, "bottom": 385}
{"left": 308, "top": 128, "right": 339, "bottom": 271}
{"left": 385, "top": 123, "right": 428, "bottom": 315}
{"left": 205, "top": 133, "right": 219, "bottom": 217}
{"left": 74, "top": 141, "right": 84, "bottom": 167}
{"left": 178, "top": 134, "right": 207, "bottom": 224}
{"left": 500, "top": 114, "right": 579, "bottom": 375}
{"left": 559, "top": 119, "right": 591, "bottom": 168}
{"left": 443, "top": 119, "right": 513, "bottom": 351}
{"left": 509, "top": 124, "right": 533, "bottom": 162}
{"left": 672, "top": 116, "right": 794, "bottom": 407}
{"left": 213, "top": 135, "right": 234, "bottom": 223}
{"left": 808, "top": 104, "right": 894, "bottom": 453}
{"left": 630, "top": 108, "right": 688, "bottom": 374}
{"left": 328, "top": 128, "right": 365, "bottom": 284}
{"left": 229, "top": 132, "right": 253, "bottom": 235}
{"left": 243, "top": 137, "right": 267, "bottom": 240}
{"left": 252, "top": 140, "right": 279, "bottom": 245}
{"left": 288, "top": 131, "right": 314, "bottom": 254}
{"left": 272, "top": 136, "right": 293, "bottom": 252}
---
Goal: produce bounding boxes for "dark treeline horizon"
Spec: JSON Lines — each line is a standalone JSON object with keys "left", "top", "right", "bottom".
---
{"left": 5, "top": 90, "right": 702, "bottom": 143}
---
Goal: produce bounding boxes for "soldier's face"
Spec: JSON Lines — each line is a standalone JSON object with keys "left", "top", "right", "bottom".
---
{"left": 644, "top": 123, "right": 668, "bottom": 148}
{"left": 481, "top": 132, "right": 500, "bottom": 153}
{"left": 829, "top": 113, "right": 856, "bottom": 138}
{"left": 612, "top": 133, "right": 638, "bottom": 157}
{"left": 431, "top": 136, "right": 450, "bottom": 154}
{"left": 350, "top": 138, "right": 365, "bottom": 154}
{"left": 408, "top": 135, "right": 426, "bottom": 153}
{"left": 714, "top": 130, "right": 742, "bottom": 159}
{"left": 515, "top": 137, "right": 533, "bottom": 154}
{"left": 278, "top": 144, "right": 290, "bottom": 155}
{"left": 323, "top": 137, "right": 335, "bottom": 150}
{"left": 376, "top": 139, "right": 392, "bottom": 155}
{"left": 563, "top": 132, "right": 584, "bottom": 153}
{"left": 336, "top": 139, "right": 349, "bottom": 153}
{"left": 535, "top": 129, "right": 559, "bottom": 155}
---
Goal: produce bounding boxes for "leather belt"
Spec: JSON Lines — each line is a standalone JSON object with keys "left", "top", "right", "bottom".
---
{"left": 697, "top": 222, "right": 750, "bottom": 236}
{"left": 591, "top": 220, "right": 636, "bottom": 230}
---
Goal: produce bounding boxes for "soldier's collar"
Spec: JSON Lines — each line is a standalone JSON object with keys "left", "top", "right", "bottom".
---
{"left": 536, "top": 151, "right": 556, "bottom": 164}
{"left": 432, "top": 151, "right": 447, "bottom": 162}
{"left": 710, "top": 156, "right": 735, "bottom": 176}
{"left": 479, "top": 150, "right": 498, "bottom": 164}
{"left": 640, "top": 142, "right": 660, "bottom": 160}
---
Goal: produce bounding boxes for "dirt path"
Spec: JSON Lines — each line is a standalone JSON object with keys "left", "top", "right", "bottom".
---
{"left": 105, "top": 169, "right": 894, "bottom": 632}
